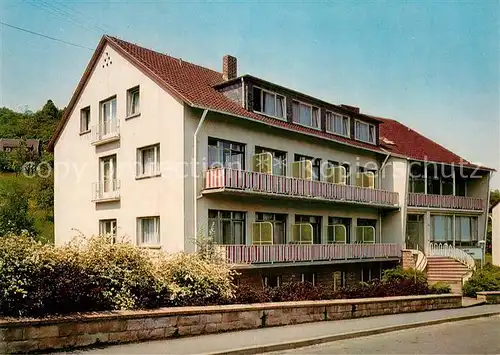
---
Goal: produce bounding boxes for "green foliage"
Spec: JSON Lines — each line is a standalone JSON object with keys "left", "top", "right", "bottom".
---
{"left": 0, "top": 234, "right": 235, "bottom": 317}
{"left": 429, "top": 282, "right": 452, "bottom": 294}
{"left": 462, "top": 263, "right": 500, "bottom": 297}
{"left": 381, "top": 266, "right": 427, "bottom": 284}
{"left": 0, "top": 177, "right": 36, "bottom": 236}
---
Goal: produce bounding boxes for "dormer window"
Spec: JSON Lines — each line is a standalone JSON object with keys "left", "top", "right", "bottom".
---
{"left": 355, "top": 120, "right": 376, "bottom": 144}
{"left": 326, "top": 111, "right": 349, "bottom": 137}
{"left": 253, "top": 87, "right": 285, "bottom": 119}
{"left": 292, "top": 101, "right": 320, "bottom": 129}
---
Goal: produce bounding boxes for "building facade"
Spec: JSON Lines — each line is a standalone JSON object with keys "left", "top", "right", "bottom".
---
{"left": 49, "top": 36, "right": 491, "bottom": 287}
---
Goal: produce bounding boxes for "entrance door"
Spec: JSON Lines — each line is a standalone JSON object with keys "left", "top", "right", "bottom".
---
{"left": 406, "top": 214, "right": 424, "bottom": 250}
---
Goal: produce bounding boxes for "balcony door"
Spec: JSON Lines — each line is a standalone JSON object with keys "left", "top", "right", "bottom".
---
{"left": 100, "top": 97, "right": 117, "bottom": 137}
{"left": 406, "top": 214, "right": 424, "bottom": 250}
{"left": 100, "top": 155, "right": 117, "bottom": 198}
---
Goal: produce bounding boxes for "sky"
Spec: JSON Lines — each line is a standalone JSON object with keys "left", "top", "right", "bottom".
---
{"left": 1, "top": 0, "right": 499, "bottom": 188}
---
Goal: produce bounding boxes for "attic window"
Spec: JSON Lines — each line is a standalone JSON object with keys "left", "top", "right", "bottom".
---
{"left": 355, "top": 120, "right": 376, "bottom": 145}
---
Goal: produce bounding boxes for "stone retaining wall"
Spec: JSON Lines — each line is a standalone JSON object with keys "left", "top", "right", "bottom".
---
{"left": 477, "top": 291, "right": 500, "bottom": 304}
{"left": 0, "top": 294, "right": 462, "bottom": 354}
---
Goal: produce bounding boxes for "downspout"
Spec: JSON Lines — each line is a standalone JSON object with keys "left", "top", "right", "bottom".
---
{"left": 482, "top": 171, "right": 493, "bottom": 263}
{"left": 403, "top": 158, "right": 410, "bottom": 250}
{"left": 193, "top": 109, "right": 209, "bottom": 252}
{"left": 378, "top": 149, "right": 391, "bottom": 243}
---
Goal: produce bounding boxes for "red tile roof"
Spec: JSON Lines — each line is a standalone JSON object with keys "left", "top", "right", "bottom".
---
{"left": 48, "top": 36, "right": 493, "bottom": 171}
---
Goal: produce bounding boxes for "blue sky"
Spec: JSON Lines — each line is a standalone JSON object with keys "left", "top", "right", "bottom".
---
{"left": 1, "top": 0, "right": 499, "bottom": 187}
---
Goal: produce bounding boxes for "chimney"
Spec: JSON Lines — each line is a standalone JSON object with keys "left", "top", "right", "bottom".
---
{"left": 340, "top": 104, "right": 360, "bottom": 114}
{"left": 223, "top": 55, "right": 237, "bottom": 81}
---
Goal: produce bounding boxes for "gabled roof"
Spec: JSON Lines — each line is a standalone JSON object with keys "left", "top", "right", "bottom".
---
{"left": 47, "top": 35, "right": 493, "bottom": 172}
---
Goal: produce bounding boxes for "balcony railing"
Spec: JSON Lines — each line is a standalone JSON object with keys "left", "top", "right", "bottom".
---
{"left": 91, "top": 119, "right": 120, "bottom": 145}
{"left": 204, "top": 168, "right": 399, "bottom": 207}
{"left": 92, "top": 180, "right": 120, "bottom": 202}
{"left": 222, "top": 243, "right": 402, "bottom": 265}
{"left": 408, "top": 192, "right": 484, "bottom": 211}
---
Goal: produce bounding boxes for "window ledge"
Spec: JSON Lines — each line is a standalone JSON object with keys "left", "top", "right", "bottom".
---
{"left": 139, "top": 244, "right": 161, "bottom": 249}
{"left": 79, "top": 130, "right": 91, "bottom": 136}
{"left": 125, "top": 112, "right": 141, "bottom": 120}
{"left": 326, "top": 129, "right": 350, "bottom": 139}
{"left": 354, "top": 137, "right": 376, "bottom": 145}
{"left": 253, "top": 110, "right": 287, "bottom": 122}
{"left": 292, "top": 121, "right": 321, "bottom": 131}
{"left": 136, "top": 172, "right": 162, "bottom": 180}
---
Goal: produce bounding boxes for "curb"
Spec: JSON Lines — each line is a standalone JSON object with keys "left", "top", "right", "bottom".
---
{"left": 206, "top": 311, "right": 500, "bottom": 355}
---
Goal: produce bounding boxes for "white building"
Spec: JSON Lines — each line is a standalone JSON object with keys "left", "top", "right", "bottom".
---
{"left": 48, "top": 36, "right": 492, "bottom": 287}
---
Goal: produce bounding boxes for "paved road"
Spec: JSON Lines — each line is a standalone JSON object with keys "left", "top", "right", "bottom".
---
{"left": 272, "top": 315, "right": 500, "bottom": 354}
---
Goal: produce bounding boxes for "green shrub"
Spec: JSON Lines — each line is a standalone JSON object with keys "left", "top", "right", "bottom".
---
{"left": 462, "top": 263, "right": 500, "bottom": 297}
{"left": 429, "top": 282, "right": 452, "bottom": 294}
{"left": 382, "top": 266, "right": 427, "bottom": 284}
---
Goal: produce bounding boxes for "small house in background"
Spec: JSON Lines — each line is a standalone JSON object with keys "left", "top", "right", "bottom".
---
{"left": 0, "top": 139, "right": 42, "bottom": 156}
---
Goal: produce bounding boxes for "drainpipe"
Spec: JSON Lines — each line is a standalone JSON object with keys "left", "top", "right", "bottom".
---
{"left": 482, "top": 171, "right": 493, "bottom": 265}
{"left": 378, "top": 150, "right": 391, "bottom": 243}
{"left": 403, "top": 158, "right": 410, "bottom": 250}
{"left": 193, "top": 109, "right": 209, "bottom": 252}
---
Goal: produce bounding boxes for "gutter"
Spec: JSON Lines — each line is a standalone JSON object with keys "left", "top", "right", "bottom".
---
{"left": 193, "top": 109, "right": 209, "bottom": 252}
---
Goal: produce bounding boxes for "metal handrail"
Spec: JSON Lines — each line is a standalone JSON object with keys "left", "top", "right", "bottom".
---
{"left": 428, "top": 242, "right": 476, "bottom": 270}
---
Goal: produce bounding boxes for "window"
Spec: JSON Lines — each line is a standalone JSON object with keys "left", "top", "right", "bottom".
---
{"left": 137, "top": 144, "right": 160, "bottom": 177}
{"left": 208, "top": 210, "right": 245, "bottom": 245}
{"left": 361, "top": 268, "right": 372, "bottom": 282}
{"left": 253, "top": 87, "right": 285, "bottom": 119}
{"left": 262, "top": 275, "right": 282, "bottom": 288}
{"left": 409, "top": 163, "right": 426, "bottom": 193}
{"left": 455, "top": 216, "right": 478, "bottom": 247}
{"left": 99, "top": 219, "right": 117, "bottom": 241}
{"left": 301, "top": 272, "right": 316, "bottom": 286}
{"left": 327, "top": 217, "right": 351, "bottom": 244}
{"left": 137, "top": 216, "right": 160, "bottom": 245}
{"left": 354, "top": 120, "right": 376, "bottom": 144}
{"left": 356, "top": 167, "right": 376, "bottom": 188}
{"left": 254, "top": 147, "right": 287, "bottom": 176}
{"left": 127, "top": 86, "right": 140, "bottom": 116}
{"left": 292, "top": 101, "right": 320, "bottom": 128}
{"left": 208, "top": 138, "right": 245, "bottom": 170}
{"left": 295, "top": 154, "right": 321, "bottom": 181}
{"left": 332, "top": 271, "right": 345, "bottom": 290}
{"left": 256, "top": 213, "right": 287, "bottom": 244}
{"left": 80, "top": 107, "right": 90, "bottom": 133}
{"left": 100, "top": 97, "right": 117, "bottom": 136}
{"left": 430, "top": 215, "right": 453, "bottom": 243}
{"left": 295, "top": 215, "right": 322, "bottom": 244}
{"left": 99, "top": 155, "right": 117, "bottom": 193}
{"left": 326, "top": 111, "right": 349, "bottom": 137}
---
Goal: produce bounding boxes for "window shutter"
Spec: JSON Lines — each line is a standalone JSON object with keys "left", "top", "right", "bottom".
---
{"left": 291, "top": 161, "right": 301, "bottom": 178}
{"left": 292, "top": 223, "right": 313, "bottom": 244}
{"left": 363, "top": 172, "right": 375, "bottom": 189}
{"left": 326, "top": 167, "right": 335, "bottom": 183}
{"left": 252, "top": 222, "right": 273, "bottom": 245}
{"left": 304, "top": 160, "right": 313, "bottom": 180}
{"left": 355, "top": 173, "right": 363, "bottom": 187}
{"left": 334, "top": 225, "right": 346, "bottom": 243}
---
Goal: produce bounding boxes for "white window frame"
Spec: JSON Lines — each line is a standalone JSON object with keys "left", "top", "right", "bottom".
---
{"left": 100, "top": 96, "right": 117, "bottom": 125}
{"left": 127, "top": 86, "right": 140, "bottom": 118}
{"left": 99, "top": 219, "right": 117, "bottom": 241}
{"left": 137, "top": 216, "right": 160, "bottom": 246}
{"left": 99, "top": 154, "right": 117, "bottom": 196}
{"left": 253, "top": 86, "right": 286, "bottom": 120}
{"left": 325, "top": 111, "right": 350, "bottom": 137}
{"left": 292, "top": 100, "right": 320, "bottom": 130}
{"left": 354, "top": 119, "right": 376, "bottom": 144}
{"left": 80, "top": 106, "right": 91, "bottom": 133}
{"left": 137, "top": 144, "right": 161, "bottom": 178}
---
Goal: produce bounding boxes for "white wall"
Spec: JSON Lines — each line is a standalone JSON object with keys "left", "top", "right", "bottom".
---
{"left": 54, "top": 43, "right": 186, "bottom": 252}
{"left": 493, "top": 204, "right": 500, "bottom": 266}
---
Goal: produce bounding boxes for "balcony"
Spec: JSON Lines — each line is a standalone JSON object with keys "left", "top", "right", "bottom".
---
{"left": 92, "top": 180, "right": 120, "bottom": 203}
{"left": 222, "top": 243, "right": 402, "bottom": 266}
{"left": 408, "top": 192, "right": 484, "bottom": 211}
{"left": 204, "top": 168, "right": 399, "bottom": 208}
{"left": 91, "top": 119, "right": 120, "bottom": 145}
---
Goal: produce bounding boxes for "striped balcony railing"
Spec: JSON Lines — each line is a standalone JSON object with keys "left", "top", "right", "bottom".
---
{"left": 408, "top": 192, "right": 484, "bottom": 211}
{"left": 222, "top": 243, "right": 402, "bottom": 265}
{"left": 204, "top": 168, "right": 399, "bottom": 207}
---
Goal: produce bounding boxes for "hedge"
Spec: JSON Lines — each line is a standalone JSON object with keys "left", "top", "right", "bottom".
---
{"left": 463, "top": 263, "right": 500, "bottom": 297}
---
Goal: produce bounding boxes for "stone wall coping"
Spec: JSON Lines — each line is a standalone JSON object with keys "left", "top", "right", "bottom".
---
{"left": 476, "top": 291, "right": 500, "bottom": 295}
{"left": 0, "top": 294, "right": 461, "bottom": 328}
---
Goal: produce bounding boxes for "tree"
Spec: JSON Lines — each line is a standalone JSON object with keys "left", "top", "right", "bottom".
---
{"left": 0, "top": 178, "right": 36, "bottom": 237}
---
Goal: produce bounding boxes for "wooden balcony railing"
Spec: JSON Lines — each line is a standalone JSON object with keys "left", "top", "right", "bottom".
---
{"left": 222, "top": 243, "right": 402, "bottom": 264}
{"left": 408, "top": 192, "right": 484, "bottom": 211}
{"left": 204, "top": 168, "right": 399, "bottom": 207}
